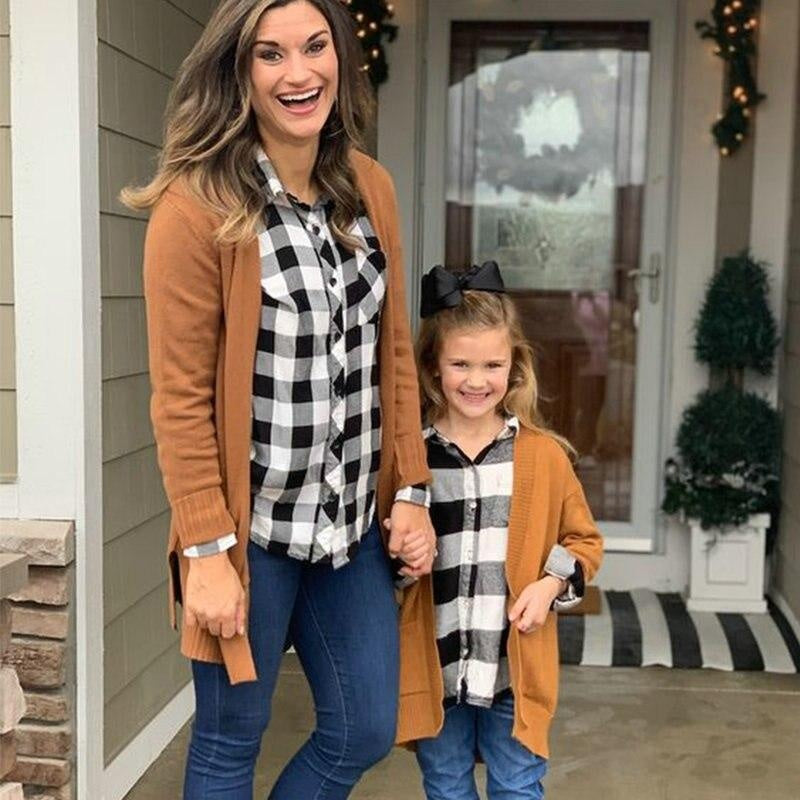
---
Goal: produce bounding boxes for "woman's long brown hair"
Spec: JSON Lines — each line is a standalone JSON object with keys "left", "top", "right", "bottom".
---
{"left": 120, "top": 0, "right": 374, "bottom": 248}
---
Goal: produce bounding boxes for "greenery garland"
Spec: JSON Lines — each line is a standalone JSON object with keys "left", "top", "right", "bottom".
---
{"left": 341, "top": 0, "right": 398, "bottom": 88}
{"left": 696, "top": 0, "right": 766, "bottom": 156}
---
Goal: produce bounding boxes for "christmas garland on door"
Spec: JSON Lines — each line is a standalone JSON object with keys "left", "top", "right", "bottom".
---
{"left": 341, "top": 0, "right": 398, "bottom": 88}
{"left": 696, "top": 0, "right": 766, "bottom": 156}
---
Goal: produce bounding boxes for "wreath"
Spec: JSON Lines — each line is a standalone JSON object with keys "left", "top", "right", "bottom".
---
{"left": 476, "top": 50, "right": 620, "bottom": 200}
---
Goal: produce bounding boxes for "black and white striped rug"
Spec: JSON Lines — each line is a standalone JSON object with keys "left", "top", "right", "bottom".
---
{"left": 557, "top": 590, "right": 800, "bottom": 672}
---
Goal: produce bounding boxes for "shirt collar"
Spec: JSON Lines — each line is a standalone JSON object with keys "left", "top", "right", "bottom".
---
{"left": 254, "top": 146, "right": 330, "bottom": 212}
{"left": 254, "top": 147, "right": 288, "bottom": 204}
{"left": 424, "top": 415, "right": 519, "bottom": 445}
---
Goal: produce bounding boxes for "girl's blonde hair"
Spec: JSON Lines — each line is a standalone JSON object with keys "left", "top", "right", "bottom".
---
{"left": 416, "top": 291, "right": 575, "bottom": 457}
{"left": 120, "top": 0, "right": 374, "bottom": 248}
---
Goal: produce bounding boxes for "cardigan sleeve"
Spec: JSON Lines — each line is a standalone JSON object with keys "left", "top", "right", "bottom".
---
{"left": 378, "top": 167, "right": 431, "bottom": 489}
{"left": 143, "top": 191, "right": 236, "bottom": 549}
{"left": 558, "top": 468, "right": 604, "bottom": 584}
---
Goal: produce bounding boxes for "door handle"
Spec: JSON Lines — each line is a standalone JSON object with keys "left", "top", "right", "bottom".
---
{"left": 627, "top": 254, "right": 661, "bottom": 304}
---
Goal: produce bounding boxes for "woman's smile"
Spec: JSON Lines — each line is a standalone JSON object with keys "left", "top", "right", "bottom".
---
{"left": 276, "top": 86, "right": 324, "bottom": 114}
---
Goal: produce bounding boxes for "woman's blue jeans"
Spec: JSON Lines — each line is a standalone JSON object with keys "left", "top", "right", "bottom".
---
{"left": 183, "top": 521, "right": 399, "bottom": 799}
{"left": 415, "top": 693, "right": 548, "bottom": 800}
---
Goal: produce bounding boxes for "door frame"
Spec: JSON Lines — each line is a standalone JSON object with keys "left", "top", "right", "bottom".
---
{"left": 417, "top": 0, "right": 678, "bottom": 551}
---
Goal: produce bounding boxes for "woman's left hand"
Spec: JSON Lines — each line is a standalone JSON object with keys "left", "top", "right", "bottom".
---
{"left": 385, "top": 502, "right": 436, "bottom": 576}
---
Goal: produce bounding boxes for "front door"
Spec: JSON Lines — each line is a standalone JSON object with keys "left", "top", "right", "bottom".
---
{"left": 420, "top": 1, "right": 676, "bottom": 549}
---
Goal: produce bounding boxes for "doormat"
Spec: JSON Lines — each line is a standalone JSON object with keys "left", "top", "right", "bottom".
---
{"left": 557, "top": 589, "right": 800, "bottom": 673}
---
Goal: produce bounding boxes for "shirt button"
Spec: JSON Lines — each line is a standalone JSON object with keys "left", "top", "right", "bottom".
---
{"left": 329, "top": 275, "right": 337, "bottom": 286}
{"left": 311, "top": 225, "right": 321, "bottom": 236}
{"left": 469, "top": 501, "right": 477, "bottom": 510}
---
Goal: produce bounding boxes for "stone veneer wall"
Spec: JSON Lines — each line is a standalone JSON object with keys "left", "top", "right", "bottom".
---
{"left": 0, "top": 551, "right": 27, "bottom": 800}
{"left": 0, "top": 523, "right": 75, "bottom": 800}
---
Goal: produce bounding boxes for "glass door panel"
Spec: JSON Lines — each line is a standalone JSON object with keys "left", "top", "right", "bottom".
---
{"left": 445, "top": 22, "right": 650, "bottom": 522}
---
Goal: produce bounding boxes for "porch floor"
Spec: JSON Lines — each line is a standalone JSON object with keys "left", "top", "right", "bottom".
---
{"left": 124, "top": 655, "right": 800, "bottom": 799}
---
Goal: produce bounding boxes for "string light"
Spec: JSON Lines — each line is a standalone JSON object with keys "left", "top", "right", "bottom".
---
{"left": 697, "top": 0, "right": 765, "bottom": 155}
{"left": 340, "top": 0, "right": 398, "bottom": 87}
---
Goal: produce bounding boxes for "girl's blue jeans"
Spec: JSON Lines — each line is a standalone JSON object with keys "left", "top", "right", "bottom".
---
{"left": 415, "top": 693, "right": 548, "bottom": 800}
{"left": 183, "top": 520, "right": 399, "bottom": 799}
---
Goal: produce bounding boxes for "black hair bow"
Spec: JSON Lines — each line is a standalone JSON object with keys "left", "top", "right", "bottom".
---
{"left": 420, "top": 261, "right": 505, "bottom": 318}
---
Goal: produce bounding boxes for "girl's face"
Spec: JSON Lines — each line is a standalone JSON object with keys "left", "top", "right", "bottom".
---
{"left": 436, "top": 326, "right": 513, "bottom": 426}
{"left": 250, "top": 1, "right": 339, "bottom": 148}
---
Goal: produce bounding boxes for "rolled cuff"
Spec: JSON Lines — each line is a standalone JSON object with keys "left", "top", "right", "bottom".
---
{"left": 544, "top": 544, "right": 586, "bottom": 611}
{"left": 394, "top": 483, "right": 431, "bottom": 508}
{"left": 171, "top": 486, "right": 237, "bottom": 549}
{"left": 183, "top": 532, "right": 237, "bottom": 558}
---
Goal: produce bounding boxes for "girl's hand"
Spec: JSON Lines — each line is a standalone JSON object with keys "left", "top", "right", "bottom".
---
{"left": 508, "top": 576, "right": 568, "bottom": 633}
{"left": 184, "top": 553, "right": 246, "bottom": 639}
{"left": 384, "top": 503, "right": 436, "bottom": 576}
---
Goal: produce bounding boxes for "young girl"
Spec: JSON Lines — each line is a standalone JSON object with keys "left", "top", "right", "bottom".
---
{"left": 394, "top": 262, "right": 604, "bottom": 799}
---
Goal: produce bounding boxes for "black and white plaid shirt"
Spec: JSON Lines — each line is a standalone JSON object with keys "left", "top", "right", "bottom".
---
{"left": 184, "top": 151, "right": 424, "bottom": 566}
{"left": 425, "top": 418, "right": 581, "bottom": 707}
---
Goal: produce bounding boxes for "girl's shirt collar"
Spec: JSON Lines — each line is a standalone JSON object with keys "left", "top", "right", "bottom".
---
{"left": 424, "top": 415, "right": 519, "bottom": 445}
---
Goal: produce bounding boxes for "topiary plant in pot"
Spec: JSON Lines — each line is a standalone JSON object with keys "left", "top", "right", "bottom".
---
{"left": 662, "top": 253, "right": 781, "bottom": 613}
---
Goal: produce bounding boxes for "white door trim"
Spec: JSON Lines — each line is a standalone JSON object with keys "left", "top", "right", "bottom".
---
{"left": 10, "top": 0, "right": 103, "bottom": 795}
{"left": 748, "top": 0, "right": 800, "bottom": 403}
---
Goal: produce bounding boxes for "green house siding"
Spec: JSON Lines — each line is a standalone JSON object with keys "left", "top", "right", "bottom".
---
{"left": 99, "top": 0, "right": 214, "bottom": 765}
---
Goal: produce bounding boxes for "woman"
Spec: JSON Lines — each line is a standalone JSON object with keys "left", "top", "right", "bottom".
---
{"left": 123, "top": 1, "right": 435, "bottom": 797}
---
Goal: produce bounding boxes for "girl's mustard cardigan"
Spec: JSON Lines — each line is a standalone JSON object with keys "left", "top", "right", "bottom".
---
{"left": 396, "top": 427, "right": 603, "bottom": 759}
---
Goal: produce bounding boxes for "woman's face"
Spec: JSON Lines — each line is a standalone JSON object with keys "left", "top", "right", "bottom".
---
{"left": 249, "top": 0, "right": 339, "bottom": 148}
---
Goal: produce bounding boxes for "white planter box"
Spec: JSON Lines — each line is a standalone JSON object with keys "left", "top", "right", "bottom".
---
{"left": 687, "top": 513, "right": 769, "bottom": 614}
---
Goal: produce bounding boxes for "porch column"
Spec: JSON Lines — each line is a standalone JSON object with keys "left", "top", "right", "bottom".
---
{"left": 9, "top": 0, "right": 103, "bottom": 796}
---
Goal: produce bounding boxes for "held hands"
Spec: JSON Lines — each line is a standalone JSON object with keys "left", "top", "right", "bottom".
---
{"left": 184, "top": 552, "right": 246, "bottom": 639}
{"left": 384, "top": 501, "right": 437, "bottom": 578}
{"left": 508, "top": 575, "right": 568, "bottom": 634}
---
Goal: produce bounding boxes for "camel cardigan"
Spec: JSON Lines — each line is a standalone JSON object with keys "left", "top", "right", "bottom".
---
{"left": 143, "top": 151, "right": 431, "bottom": 685}
{"left": 395, "top": 428, "right": 604, "bottom": 759}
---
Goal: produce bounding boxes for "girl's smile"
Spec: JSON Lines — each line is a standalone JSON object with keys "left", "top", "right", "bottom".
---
{"left": 437, "top": 326, "right": 512, "bottom": 427}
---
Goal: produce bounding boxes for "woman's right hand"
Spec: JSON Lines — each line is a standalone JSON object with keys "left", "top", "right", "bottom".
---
{"left": 184, "top": 553, "right": 246, "bottom": 639}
